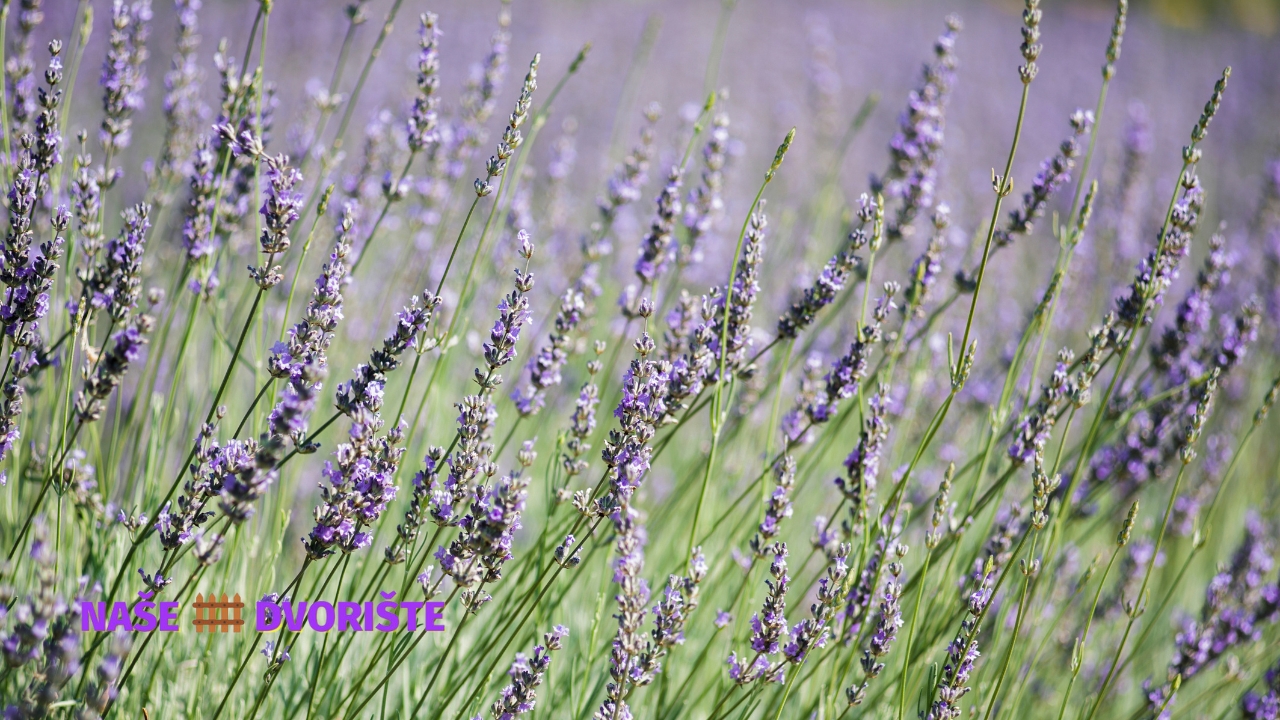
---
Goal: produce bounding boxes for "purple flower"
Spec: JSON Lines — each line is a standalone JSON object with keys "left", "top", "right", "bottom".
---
{"left": 485, "top": 626, "right": 567, "bottom": 719}
{"left": 785, "top": 548, "right": 849, "bottom": 666}
{"left": 269, "top": 205, "right": 354, "bottom": 382}
{"left": 786, "top": 286, "right": 894, "bottom": 437}
{"left": 992, "top": 110, "right": 1092, "bottom": 250}
{"left": 633, "top": 166, "right": 683, "bottom": 287}
{"left": 836, "top": 387, "right": 892, "bottom": 522}
{"left": 1242, "top": 658, "right": 1280, "bottom": 719}
{"left": 513, "top": 286, "right": 583, "bottom": 417}
{"left": 778, "top": 247, "right": 860, "bottom": 339}
{"left": 680, "top": 112, "right": 729, "bottom": 267}
{"left": 305, "top": 421, "right": 406, "bottom": 560}
{"left": 703, "top": 206, "right": 767, "bottom": 383}
{"left": 599, "top": 105, "right": 659, "bottom": 223}
{"left": 600, "top": 339, "right": 670, "bottom": 510}
{"left": 99, "top": 0, "right": 153, "bottom": 158}
{"left": 407, "top": 13, "right": 442, "bottom": 152}
{"left": 751, "top": 457, "right": 795, "bottom": 557}
{"left": 435, "top": 447, "right": 535, "bottom": 611}
{"left": 846, "top": 545, "right": 905, "bottom": 706}
{"left": 729, "top": 542, "right": 790, "bottom": 685}
{"left": 258, "top": 155, "right": 304, "bottom": 255}
{"left": 1146, "top": 513, "right": 1276, "bottom": 718}
{"left": 157, "top": 0, "right": 202, "bottom": 185}
{"left": 75, "top": 314, "right": 153, "bottom": 424}
{"left": 876, "top": 16, "right": 961, "bottom": 242}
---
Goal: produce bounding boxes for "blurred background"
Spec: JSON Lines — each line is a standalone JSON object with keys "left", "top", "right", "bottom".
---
{"left": 36, "top": 0, "right": 1280, "bottom": 277}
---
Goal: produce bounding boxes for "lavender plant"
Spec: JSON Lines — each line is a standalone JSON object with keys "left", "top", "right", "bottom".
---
{"left": 0, "top": 2, "right": 1276, "bottom": 720}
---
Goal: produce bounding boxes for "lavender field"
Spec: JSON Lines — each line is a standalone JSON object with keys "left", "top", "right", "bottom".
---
{"left": 1, "top": 0, "right": 1279, "bottom": 717}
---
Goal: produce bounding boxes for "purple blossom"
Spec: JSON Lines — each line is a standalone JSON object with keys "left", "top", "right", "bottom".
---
{"left": 158, "top": 0, "right": 202, "bottom": 184}
{"left": 600, "top": 338, "right": 670, "bottom": 510}
{"left": 484, "top": 626, "right": 568, "bottom": 720}
{"left": 305, "top": 420, "right": 406, "bottom": 559}
{"left": 1243, "top": 659, "right": 1280, "bottom": 720}
{"left": 777, "top": 247, "right": 859, "bottom": 339}
{"left": 435, "top": 447, "right": 534, "bottom": 611}
{"left": 680, "top": 112, "right": 729, "bottom": 267}
{"left": 633, "top": 165, "right": 683, "bottom": 287}
{"left": 75, "top": 314, "right": 153, "bottom": 424}
{"left": 876, "top": 16, "right": 961, "bottom": 242}
{"left": 269, "top": 206, "right": 353, "bottom": 382}
{"left": 784, "top": 548, "right": 849, "bottom": 666}
{"left": 99, "top": 0, "right": 152, "bottom": 158}
{"left": 836, "top": 386, "right": 892, "bottom": 524}
{"left": 703, "top": 206, "right": 767, "bottom": 383}
{"left": 407, "top": 13, "right": 442, "bottom": 152}
{"left": 786, "top": 286, "right": 894, "bottom": 436}
{"left": 992, "top": 109, "right": 1092, "bottom": 250}
{"left": 513, "top": 287, "right": 584, "bottom": 416}
{"left": 730, "top": 542, "right": 790, "bottom": 685}
{"left": 1145, "top": 513, "right": 1276, "bottom": 718}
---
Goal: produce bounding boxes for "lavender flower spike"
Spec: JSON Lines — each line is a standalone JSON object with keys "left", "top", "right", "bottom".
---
{"left": 728, "top": 542, "right": 790, "bottom": 685}
{"left": 595, "top": 505, "right": 651, "bottom": 719}
{"left": 436, "top": 443, "right": 536, "bottom": 611}
{"left": 269, "top": 204, "right": 354, "bottom": 383}
{"left": 994, "top": 109, "right": 1092, "bottom": 249}
{"left": 777, "top": 245, "right": 859, "bottom": 339}
{"left": 877, "top": 16, "right": 962, "bottom": 242}
{"left": 1144, "top": 512, "right": 1275, "bottom": 718}
{"left": 705, "top": 203, "right": 767, "bottom": 383}
{"left": 75, "top": 314, "right": 154, "bottom": 424}
{"left": 407, "top": 12, "right": 442, "bottom": 152}
{"left": 513, "top": 285, "right": 585, "bottom": 417}
{"left": 847, "top": 543, "right": 906, "bottom": 706}
{"left": 158, "top": 0, "right": 203, "bottom": 188}
{"left": 100, "top": 0, "right": 153, "bottom": 168}
{"left": 81, "top": 203, "right": 151, "bottom": 324}
{"left": 481, "top": 625, "right": 568, "bottom": 720}
{"left": 1242, "top": 657, "right": 1280, "bottom": 719}
{"left": 784, "top": 544, "right": 850, "bottom": 666}
{"left": 633, "top": 165, "right": 684, "bottom": 288}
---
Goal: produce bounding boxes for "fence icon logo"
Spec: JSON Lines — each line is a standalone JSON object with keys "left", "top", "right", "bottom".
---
{"left": 192, "top": 593, "right": 245, "bottom": 633}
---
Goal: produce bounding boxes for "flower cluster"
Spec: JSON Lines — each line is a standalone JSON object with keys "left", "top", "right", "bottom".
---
{"left": 785, "top": 285, "right": 895, "bottom": 440}
{"left": 750, "top": 456, "right": 795, "bottom": 557}
{"left": 729, "top": 542, "right": 790, "bottom": 685}
{"left": 597, "top": 334, "right": 670, "bottom": 513}
{"left": 2, "top": 521, "right": 84, "bottom": 718}
{"left": 474, "top": 54, "right": 539, "bottom": 198}
{"left": 992, "top": 109, "right": 1093, "bottom": 249}
{"left": 437, "top": 443, "right": 536, "bottom": 610}
{"left": 407, "top": 12, "right": 442, "bottom": 152}
{"left": 835, "top": 386, "right": 892, "bottom": 529}
{"left": 847, "top": 546, "right": 905, "bottom": 706}
{"left": 482, "top": 625, "right": 569, "bottom": 720}
{"left": 1145, "top": 513, "right": 1278, "bottom": 718}
{"left": 681, "top": 112, "right": 729, "bottom": 267}
{"left": 632, "top": 165, "right": 684, "bottom": 288}
{"left": 560, "top": 345, "right": 603, "bottom": 482}
{"left": 156, "top": 0, "right": 202, "bottom": 188}
{"left": 269, "top": 205, "right": 354, "bottom": 383}
{"left": 876, "top": 16, "right": 961, "bottom": 242}
{"left": 99, "top": 0, "right": 153, "bottom": 165}
{"left": 75, "top": 314, "right": 153, "bottom": 424}
{"left": 785, "top": 546, "right": 850, "bottom": 666}
{"left": 704, "top": 205, "right": 767, "bottom": 382}
{"left": 927, "top": 558, "right": 994, "bottom": 719}
{"left": 513, "top": 286, "right": 584, "bottom": 416}
{"left": 79, "top": 203, "right": 150, "bottom": 324}
{"left": 305, "top": 420, "right": 406, "bottom": 559}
